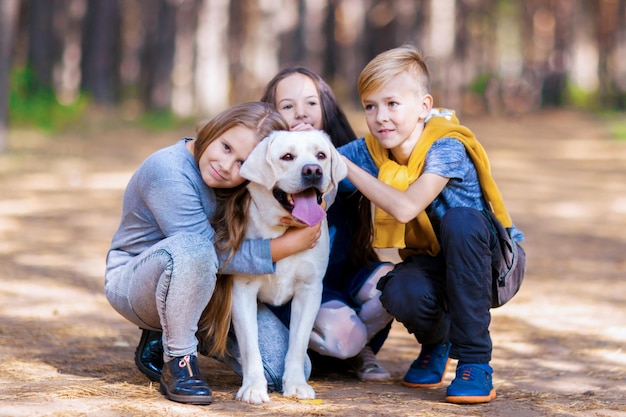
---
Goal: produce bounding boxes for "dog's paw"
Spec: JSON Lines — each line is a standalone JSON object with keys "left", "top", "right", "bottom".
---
{"left": 282, "top": 382, "right": 315, "bottom": 400}
{"left": 235, "top": 383, "right": 270, "bottom": 405}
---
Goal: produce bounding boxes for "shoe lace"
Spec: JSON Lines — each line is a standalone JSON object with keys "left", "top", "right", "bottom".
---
{"left": 177, "top": 355, "right": 195, "bottom": 376}
{"left": 413, "top": 344, "right": 448, "bottom": 370}
{"left": 359, "top": 346, "right": 382, "bottom": 373}
{"left": 415, "top": 352, "right": 432, "bottom": 369}
{"left": 460, "top": 366, "right": 477, "bottom": 381}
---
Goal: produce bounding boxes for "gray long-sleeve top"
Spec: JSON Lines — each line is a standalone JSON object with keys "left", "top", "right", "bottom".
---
{"left": 105, "top": 138, "right": 275, "bottom": 276}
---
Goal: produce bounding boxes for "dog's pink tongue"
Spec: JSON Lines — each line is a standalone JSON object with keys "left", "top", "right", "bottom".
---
{"left": 292, "top": 189, "right": 326, "bottom": 226}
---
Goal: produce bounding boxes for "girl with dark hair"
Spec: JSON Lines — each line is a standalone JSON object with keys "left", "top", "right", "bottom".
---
{"left": 260, "top": 66, "right": 395, "bottom": 381}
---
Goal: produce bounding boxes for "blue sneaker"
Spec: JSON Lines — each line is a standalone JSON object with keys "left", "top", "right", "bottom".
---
{"left": 445, "top": 362, "right": 496, "bottom": 404}
{"left": 402, "top": 342, "right": 451, "bottom": 388}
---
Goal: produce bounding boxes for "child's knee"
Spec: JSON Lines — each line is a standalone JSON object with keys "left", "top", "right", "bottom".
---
{"left": 358, "top": 296, "right": 393, "bottom": 339}
{"left": 355, "top": 263, "right": 394, "bottom": 305}
{"left": 378, "top": 272, "right": 440, "bottom": 323}
{"left": 165, "top": 232, "right": 218, "bottom": 275}
{"left": 440, "top": 207, "right": 484, "bottom": 241}
{"left": 310, "top": 301, "right": 367, "bottom": 359}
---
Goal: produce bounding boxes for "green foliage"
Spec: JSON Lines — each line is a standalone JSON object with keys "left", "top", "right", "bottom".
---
{"left": 136, "top": 109, "right": 192, "bottom": 131}
{"left": 469, "top": 74, "right": 493, "bottom": 96}
{"left": 566, "top": 82, "right": 599, "bottom": 109}
{"left": 603, "top": 111, "right": 626, "bottom": 141}
{"left": 9, "top": 67, "right": 89, "bottom": 133}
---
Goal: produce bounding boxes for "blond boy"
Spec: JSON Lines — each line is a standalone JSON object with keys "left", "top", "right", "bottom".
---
{"left": 338, "top": 46, "right": 525, "bottom": 404}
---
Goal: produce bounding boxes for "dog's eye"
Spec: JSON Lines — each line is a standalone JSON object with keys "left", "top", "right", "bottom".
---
{"left": 280, "top": 153, "right": 294, "bottom": 161}
{"left": 316, "top": 152, "right": 327, "bottom": 160}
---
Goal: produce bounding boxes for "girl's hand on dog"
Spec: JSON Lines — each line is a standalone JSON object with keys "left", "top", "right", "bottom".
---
{"left": 279, "top": 200, "right": 327, "bottom": 228}
{"left": 279, "top": 197, "right": 327, "bottom": 229}
{"left": 270, "top": 222, "right": 322, "bottom": 262}
{"left": 280, "top": 216, "right": 307, "bottom": 228}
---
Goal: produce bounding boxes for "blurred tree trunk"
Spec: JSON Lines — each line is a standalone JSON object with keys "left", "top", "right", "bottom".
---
{"left": 615, "top": 0, "right": 626, "bottom": 108}
{"left": 364, "top": 0, "right": 400, "bottom": 59}
{"left": 81, "top": 0, "right": 121, "bottom": 105}
{"left": 0, "top": 0, "right": 20, "bottom": 152}
{"left": 428, "top": 0, "right": 462, "bottom": 112}
{"left": 277, "top": 0, "right": 327, "bottom": 75}
{"left": 279, "top": 0, "right": 306, "bottom": 66}
{"left": 597, "top": 0, "right": 626, "bottom": 108}
{"left": 227, "top": 0, "right": 248, "bottom": 102}
{"left": 4, "top": 0, "right": 624, "bottom": 128}
{"left": 332, "top": 0, "right": 430, "bottom": 109}
{"left": 138, "top": 0, "right": 176, "bottom": 111}
{"left": 233, "top": 0, "right": 284, "bottom": 102}
{"left": 195, "top": 0, "right": 230, "bottom": 117}
{"left": 499, "top": 1, "right": 538, "bottom": 113}
{"left": 568, "top": 1, "right": 598, "bottom": 103}
{"left": 300, "top": 0, "right": 328, "bottom": 73}
{"left": 27, "top": 0, "right": 60, "bottom": 90}
{"left": 538, "top": 0, "right": 571, "bottom": 107}
{"left": 118, "top": 0, "right": 143, "bottom": 114}
{"left": 171, "top": 0, "right": 198, "bottom": 117}
{"left": 327, "top": 0, "right": 366, "bottom": 108}
{"left": 54, "top": 0, "right": 86, "bottom": 104}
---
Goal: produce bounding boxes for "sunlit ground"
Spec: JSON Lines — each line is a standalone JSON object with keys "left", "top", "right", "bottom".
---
{"left": 0, "top": 109, "right": 624, "bottom": 416}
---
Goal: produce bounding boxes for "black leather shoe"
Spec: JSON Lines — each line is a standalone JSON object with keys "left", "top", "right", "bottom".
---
{"left": 134, "top": 329, "right": 164, "bottom": 382}
{"left": 160, "top": 355, "right": 213, "bottom": 405}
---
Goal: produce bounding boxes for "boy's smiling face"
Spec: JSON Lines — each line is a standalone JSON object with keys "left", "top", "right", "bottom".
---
{"left": 362, "top": 72, "right": 432, "bottom": 164}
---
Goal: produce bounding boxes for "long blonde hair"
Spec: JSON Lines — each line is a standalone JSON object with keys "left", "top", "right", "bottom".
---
{"left": 197, "top": 102, "right": 288, "bottom": 357}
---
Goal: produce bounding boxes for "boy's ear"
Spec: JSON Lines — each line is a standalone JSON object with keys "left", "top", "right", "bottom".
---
{"left": 419, "top": 94, "right": 434, "bottom": 120}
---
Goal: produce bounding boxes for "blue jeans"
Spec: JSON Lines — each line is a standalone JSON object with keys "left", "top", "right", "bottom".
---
{"left": 221, "top": 303, "right": 312, "bottom": 393}
{"left": 377, "top": 207, "right": 503, "bottom": 364}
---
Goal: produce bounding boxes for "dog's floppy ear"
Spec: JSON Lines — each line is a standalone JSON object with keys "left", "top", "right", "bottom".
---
{"left": 316, "top": 131, "right": 348, "bottom": 190}
{"left": 329, "top": 145, "right": 348, "bottom": 190}
{"left": 239, "top": 130, "right": 282, "bottom": 188}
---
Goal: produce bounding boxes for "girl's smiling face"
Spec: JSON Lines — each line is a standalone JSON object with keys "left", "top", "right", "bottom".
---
{"left": 274, "top": 73, "right": 324, "bottom": 131}
{"left": 195, "top": 125, "right": 258, "bottom": 189}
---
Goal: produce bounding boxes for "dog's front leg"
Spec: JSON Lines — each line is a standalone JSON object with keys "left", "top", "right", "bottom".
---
{"left": 231, "top": 280, "right": 270, "bottom": 404}
{"left": 282, "top": 284, "right": 322, "bottom": 399}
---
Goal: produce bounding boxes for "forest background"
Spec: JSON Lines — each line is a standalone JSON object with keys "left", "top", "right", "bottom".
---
{"left": 1, "top": 0, "right": 626, "bottom": 153}
{"left": 1, "top": 1, "right": 626, "bottom": 416}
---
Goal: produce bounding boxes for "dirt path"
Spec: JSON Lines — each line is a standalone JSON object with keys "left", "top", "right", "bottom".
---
{"left": 0, "top": 109, "right": 625, "bottom": 416}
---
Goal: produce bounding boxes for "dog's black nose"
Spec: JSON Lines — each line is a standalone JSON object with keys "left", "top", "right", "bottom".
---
{"left": 301, "top": 164, "right": 323, "bottom": 184}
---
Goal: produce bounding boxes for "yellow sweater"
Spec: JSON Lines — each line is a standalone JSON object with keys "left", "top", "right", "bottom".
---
{"left": 365, "top": 109, "right": 512, "bottom": 257}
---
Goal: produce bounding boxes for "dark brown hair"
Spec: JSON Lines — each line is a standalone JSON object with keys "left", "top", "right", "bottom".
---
{"left": 261, "top": 67, "right": 378, "bottom": 268}
{"left": 260, "top": 66, "right": 356, "bottom": 147}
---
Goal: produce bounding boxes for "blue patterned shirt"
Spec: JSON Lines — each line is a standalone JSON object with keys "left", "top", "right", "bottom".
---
{"left": 338, "top": 137, "right": 524, "bottom": 242}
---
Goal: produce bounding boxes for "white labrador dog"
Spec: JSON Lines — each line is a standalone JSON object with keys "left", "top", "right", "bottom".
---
{"left": 231, "top": 130, "right": 347, "bottom": 404}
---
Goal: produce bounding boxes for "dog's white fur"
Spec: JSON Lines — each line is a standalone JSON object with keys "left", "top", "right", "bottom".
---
{"left": 231, "top": 130, "right": 347, "bottom": 404}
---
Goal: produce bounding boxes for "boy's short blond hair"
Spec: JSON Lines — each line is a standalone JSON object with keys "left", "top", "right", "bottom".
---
{"left": 357, "top": 45, "right": 430, "bottom": 99}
